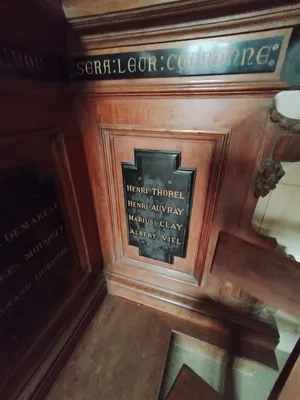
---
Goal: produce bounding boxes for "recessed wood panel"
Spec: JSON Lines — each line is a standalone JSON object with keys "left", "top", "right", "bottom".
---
{"left": 101, "top": 126, "right": 229, "bottom": 282}
{"left": 0, "top": 124, "right": 105, "bottom": 399}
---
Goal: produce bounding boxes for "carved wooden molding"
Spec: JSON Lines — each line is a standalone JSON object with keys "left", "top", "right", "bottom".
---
{"left": 270, "top": 100, "right": 300, "bottom": 134}
{"left": 65, "top": 1, "right": 300, "bottom": 51}
{"left": 79, "top": 81, "right": 289, "bottom": 97}
{"left": 254, "top": 158, "right": 285, "bottom": 198}
{"left": 99, "top": 125, "right": 230, "bottom": 284}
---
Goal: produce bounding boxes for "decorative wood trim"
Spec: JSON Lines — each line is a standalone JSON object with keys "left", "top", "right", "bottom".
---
{"left": 77, "top": 81, "right": 290, "bottom": 97}
{"left": 67, "top": 1, "right": 300, "bottom": 35}
{"left": 100, "top": 125, "right": 230, "bottom": 284}
{"left": 270, "top": 100, "right": 300, "bottom": 134}
{"left": 0, "top": 124, "right": 104, "bottom": 399}
{"left": 254, "top": 158, "right": 285, "bottom": 198}
{"left": 67, "top": 4, "right": 300, "bottom": 56}
{"left": 52, "top": 134, "right": 91, "bottom": 270}
{"left": 212, "top": 231, "right": 300, "bottom": 317}
{"left": 106, "top": 271, "right": 279, "bottom": 340}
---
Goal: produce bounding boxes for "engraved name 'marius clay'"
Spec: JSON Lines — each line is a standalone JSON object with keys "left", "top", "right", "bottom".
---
{"left": 122, "top": 150, "right": 195, "bottom": 264}
{"left": 72, "top": 36, "right": 283, "bottom": 80}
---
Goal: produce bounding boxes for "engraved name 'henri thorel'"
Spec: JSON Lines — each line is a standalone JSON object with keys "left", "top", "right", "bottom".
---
{"left": 122, "top": 150, "right": 195, "bottom": 264}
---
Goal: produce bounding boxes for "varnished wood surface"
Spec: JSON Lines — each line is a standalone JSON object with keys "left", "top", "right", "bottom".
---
{"left": 47, "top": 294, "right": 281, "bottom": 399}
{"left": 64, "top": 0, "right": 178, "bottom": 18}
{"left": 212, "top": 231, "right": 300, "bottom": 317}
{"left": 167, "top": 364, "right": 223, "bottom": 400}
{"left": 83, "top": 90, "right": 281, "bottom": 313}
{"left": 47, "top": 295, "right": 172, "bottom": 400}
{"left": 0, "top": 3, "right": 102, "bottom": 397}
{"left": 273, "top": 135, "right": 300, "bottom": 162}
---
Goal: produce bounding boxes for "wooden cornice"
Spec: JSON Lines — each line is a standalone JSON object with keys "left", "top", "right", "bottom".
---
{"left": 72, "top": 80, "right": 289, "bottom": 98}
{"left": 66, "top": 2, "right": 300, "bottom": 51}
{"left": 66, "top": 0, "right": 300, "bottom": 30}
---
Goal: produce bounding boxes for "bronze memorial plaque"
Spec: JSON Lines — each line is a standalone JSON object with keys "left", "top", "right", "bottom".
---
{"left": 122, "top": 150, "right": 195, "bottom": 264}
{"left": 0, "top": 166, "right": 75, "bottom": 350}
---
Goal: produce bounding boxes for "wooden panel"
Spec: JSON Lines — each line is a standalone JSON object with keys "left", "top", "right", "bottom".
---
{"left": 47, "top": 294, "right": 279, "bottom": 399}
{"left": 101, "top": 126, "right": 229, "bottom": 282}
{"left": 212, "top": 231, "right": 300, "bottom": 316}
{"left": 47, "top": 295, "right": 172, "bottom": 400}
{"left": 0, "top": 1, "right": 104, "bottom": 395}
{"left": 167, "top": 364, "right": 223, "bottom": 400}
{"left": 0, "top": 125, "right": 103, "bottom": 399}
{"left": 83, "top": 90, "right": 279, "bottom": 314}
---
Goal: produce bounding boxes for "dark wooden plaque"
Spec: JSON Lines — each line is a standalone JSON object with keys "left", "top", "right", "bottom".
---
{"left": 122, "top": 150, "right": 195, "bottom": 264}
{"left": 0, "top": 166, "right": 74, "bottom": 348}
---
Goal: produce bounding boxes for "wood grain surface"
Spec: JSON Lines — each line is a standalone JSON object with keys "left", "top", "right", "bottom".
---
{"left": 212, "top": 231, "right": 300, "bottom": 317}
{"left": 47, "top": 295, "right": 172, "bottom": 400}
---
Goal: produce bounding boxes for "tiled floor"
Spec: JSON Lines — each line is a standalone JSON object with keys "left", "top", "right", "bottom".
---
{"left": 161, "top": 340, "right": 290, "bottom": 400}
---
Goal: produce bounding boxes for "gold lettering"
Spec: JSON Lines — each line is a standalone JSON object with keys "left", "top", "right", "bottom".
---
{"left": 148, "top": 56, "right": 157, "bottom": 72}
{"left": 127, "top": 185, "right": 148, "bottom": 194}
{"left": 159, "top": 221, "right": 183, "bottom": 230}
{"left": 129, "top": 228, "right": 156, "bottom": 239}
{"left": 151, "top": 189, "right": 184, "bottom": 199}
{"left": 256, "top": 45, "right": 272, "bottom": 65}
{"left": 24, "top": 226, "right": 63, "bottom": 261}
{"left": 228, "top": 48, "right": 240, "bottom": 66}
{"left": 117, "top": 59, "right": 126, "bottom": 73}
{"left": 103, "top": 59, "right": 111, "bottom": 74}
{"left": 241, "top": 47, "right": 254, "bottom": 66}
{"left": 4, "top": 202, "right": 58, "bottom": 243}
{"left": 77, "top": 61, "right": 85, "bottom": 75}
{"left": 0, "top": 264, "right": 20, "bottom": 285}
{"left": 36, "top": 56, "right": 45, "bottom": 72}
{"left": 167, "top": 54, "right": 176, "bottom": 70}
{"left": 161, "top": 235, "right": 181, "bottom": 244}
{"left": 94, "top": 60, "right": 102, "bottom": 74}
{"left": 178, "top": 55, "right": 186, "bottom": 70}
{"left": 24, "top": 54, "right": 34, "bottom": 70}
{"left": 128, "top": 215, "right": 153, "bottom": 224}
{"left": 85, "top": 61, "right": 93, "bottom": 75}
{"left": 35, "top": 247, "right": 69, "bottom": 281}
{"left": 128, "top": 57, "right": 137, "bottom": 73}
{"left": 214, "top": 52, "right": 225, "bottom": 66}
{"left": 127, "top": 200, "right": 148, "bottom": 210}
{"left": 0, "top": 282, "right": 33, "bottom": 319}
{"left": 138, "top": 57, "right": 147, "bottom": 72}
{"left": 149, "top": 204, "right": 184, "bottom": 215}
{"left": 199, "top": 51, "right": 211, "bottom": 66}
{"left": 12, "top": 50, "right": 23, "bottom": 69}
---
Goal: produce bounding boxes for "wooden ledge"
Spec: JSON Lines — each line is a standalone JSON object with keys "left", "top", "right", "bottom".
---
{"left": 73, "top": 80, "right": 290, "bottom": 97}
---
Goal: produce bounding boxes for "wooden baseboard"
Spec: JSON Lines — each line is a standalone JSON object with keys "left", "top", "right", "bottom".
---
{"left": 15, "top": 275, "right": 107, "bottom": 400}
{"left": 106, "top": 272, "right": 279, "bottom": 367}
